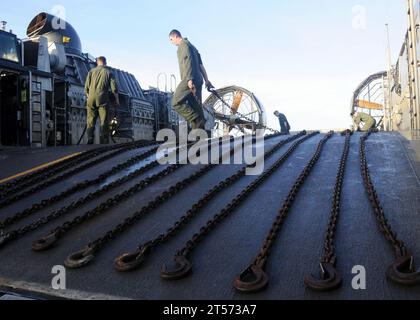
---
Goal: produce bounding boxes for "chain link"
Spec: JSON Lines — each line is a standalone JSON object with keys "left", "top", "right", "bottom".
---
{"left": 170, "top": 132, "right": 320, "bottom": 262}
{"left": 0, "top": 140, "right": 158, "bottom": 210}
{"left": 223, "top": 132, "right": 334, "bottom": 293}
{"left": 63, "top": 132, "right": 285, "bottom": 267}
{"left": 360, "top": 131, "right": 420, "bottom": 286}
{"left": 0, "top": 142, "right": 126, "bottom": 195}
{"left": 360, "top": 131, "right": 407, "bottom": 257}
{"left": 0, "top": 146, "right": 160, "bottom": 229}
{"left": 89, "top": 164, "right": 231, "bottom": 251}
{"left": 33, "top": 163, "right": 185, "bottom": 249}
{"left": 0, "top": 141, "right": 149, "bottom": 199}
{"left": 251, "top": 132, "right": 334, "bottom": 268}
{"left": 320, "top": 130, "right": 352, "bottom": 265}
{"left": 25, "top": 135, "right": 270, "bottom": 250}
{"left": 115, "top": 132, "right": 308, "bottom": 270}
{"left": 0, "top": 138, "right": 208, "bottom": 246}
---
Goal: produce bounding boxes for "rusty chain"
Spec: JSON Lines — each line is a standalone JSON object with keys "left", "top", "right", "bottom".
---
{"left": 159, "top": 132, "right": 320, "bottom": 281}
{"left": 31, "top": 163, "right": 185, "bottom": 251}
{"left": 33, "top": 137, "right": 247, "bottom": 251}
{"left": 62, "top": 132, "right": 284, "bottom": 269}
{"left": 231, "top": 131, "right": 334, "bottom": 293}
{"left": 0, "top": 137, "right": 215, "bottom": 247}
{"left": 0, "top": 142, "right": 130, "bottom": 195}
{"left": 0, "top": 140, "right": 158, "bottom": 210}
{"left": 0, "top": 141, "right": 147, "bottom": 200}
{"left": 360, "top": 131, "right": 420, "bottom": 286}
{"left": 0, "top": 145, "right": 160, "bottom": 229}
{"left": 114, "top": 131, "right": 308, "bottom": 272}
{"left": 303, "top": 130, "right": 352, "bottom": 292}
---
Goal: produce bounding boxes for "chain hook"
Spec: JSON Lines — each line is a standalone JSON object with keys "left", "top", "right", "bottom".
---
{"left": 386, "top": 255, "right": 420, "bottom": 286}
{"left": 160, "top": 255, "right": 192, "bottom": 280}
{"left": 234, "top": 265, "right": 269, "bottom": 293}
{"left": 304, "top": 263, "right": 342, "bottom": 291}
{"left": 32, "top": 232, "right": 59, "bottom": 251}
{"left": 64, "top": 246, "right": 96, "bottom": 269}
{"left": 361, "top": 132, "right": 419, "bottom": 286}
{"left": 395, "top": 245, "right": 408, "bottom": 258}
{"left": 114, "top": 244, "right": 152, "bottom": 272}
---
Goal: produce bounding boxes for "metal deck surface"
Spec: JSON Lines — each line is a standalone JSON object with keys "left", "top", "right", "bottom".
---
{"left": 0, "top": 145, "right": 101, "bottom": 181}
{"left": 0, "top": 132, "right": 419, "bottom": 300}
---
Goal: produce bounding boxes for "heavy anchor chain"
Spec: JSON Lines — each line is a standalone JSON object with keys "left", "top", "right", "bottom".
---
{"left": 33, "top": 137, "right": 243, "bottom": 251}
{"left": 233, "top": 131, "right": 334, "bottom": 293}
{"left": 114, "top": 132, "right": 308, "bottom": 272}
{"left": 160, "top": 132, "right": 321, "bottom": 281}
{"left": 360, "top": 131, "right": 420, "bottom": 286}
{"left": 0, "top": 140, "right": 158, "bottom": 210}
{"left": 32, "top": 163, "right": 184, "bottom": 251}
{"left": 0, "top": 139, "right": 210, "bottom": 248}
{"left": 64, "top": 133, "right": 281, "bottom": 269}
{"left": 0, "top": 145, "right": 160, "bottom": 230}
{"left": 0, "top": 140, "right": 147, "bottom": 200}
{"left": 304, "top": 129, "right": 352, "bottom": 291}
{"left": 0, "top": 141, "right": 134, "bottom": 195}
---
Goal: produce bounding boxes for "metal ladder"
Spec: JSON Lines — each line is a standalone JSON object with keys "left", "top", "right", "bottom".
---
{"left": 31, "top": 80, "right": 43, "bottom": 147}
{"left": 53, "top": 80, "right": 68, "bottom": 146}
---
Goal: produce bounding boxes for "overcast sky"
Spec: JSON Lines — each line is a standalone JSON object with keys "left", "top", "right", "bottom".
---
{"left": 1, "top": 0, "right": 408, "bottom": 130}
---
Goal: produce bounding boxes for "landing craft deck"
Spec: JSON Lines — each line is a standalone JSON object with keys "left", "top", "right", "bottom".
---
{"left": 0, "top": 132, "right": 419, "bottom": 300}
{"left": 0, "top": 145, "right": 100, "bottom": 182}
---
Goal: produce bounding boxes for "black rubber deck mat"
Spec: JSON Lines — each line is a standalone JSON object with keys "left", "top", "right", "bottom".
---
{"left": 0, "top": 133, "right": 419, "bottom": 300}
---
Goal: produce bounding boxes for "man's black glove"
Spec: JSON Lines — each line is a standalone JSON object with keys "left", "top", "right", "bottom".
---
{"left": 206, "top": 82, "right": 215, "bottom": 92}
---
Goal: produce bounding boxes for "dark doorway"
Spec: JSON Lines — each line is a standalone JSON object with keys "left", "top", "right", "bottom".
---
{"left": 0, "top": 71, "right": 28, "bottom": 146}
{"left": 0, "top": 71, "right": 19, "bottom": 146}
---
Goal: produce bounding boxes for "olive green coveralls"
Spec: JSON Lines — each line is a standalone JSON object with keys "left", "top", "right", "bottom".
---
{"left": 84, "top": 66, "right": 118, "bottom": 144}
{"left": 277, "top": 113, "right": 291, "bottom": 135}
{"left": 353, "top": 112, "right": 377, "bottom": 132}
{"left": 172, "top": 39, "right": 205, "bottom": 129}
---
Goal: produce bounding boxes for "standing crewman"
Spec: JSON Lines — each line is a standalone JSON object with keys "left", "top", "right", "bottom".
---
{"left": 274, "top": 111, "right": 291, "bottom": 135}
{"left": 351, "top": 111, "right": 376, "bottom": 132}
{"left": 169, "top": 30, "right": 213, "bottom": 130}
{"left": 85, "top": 56, "right": 120, "bottom": 144}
